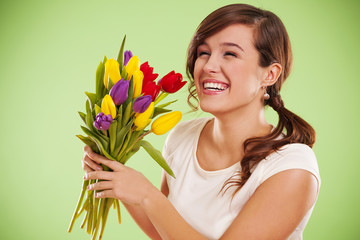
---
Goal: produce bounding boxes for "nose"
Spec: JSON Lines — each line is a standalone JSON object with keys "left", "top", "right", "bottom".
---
{"left": 203, "top": 54, "right": 220, "bottom": 74}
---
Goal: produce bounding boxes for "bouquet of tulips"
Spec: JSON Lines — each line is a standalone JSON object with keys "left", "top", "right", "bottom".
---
{"left": 68, "top": 36, "right": 186, "bottom": 239}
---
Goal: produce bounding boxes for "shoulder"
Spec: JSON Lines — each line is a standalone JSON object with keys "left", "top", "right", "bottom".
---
{"left": 256, "top": 143, "right": 321, "bottom": 188}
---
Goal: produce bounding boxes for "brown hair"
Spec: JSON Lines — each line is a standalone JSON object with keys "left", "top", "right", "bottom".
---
{"left": 186, "top": 4, "right": 316, "bottom": 194}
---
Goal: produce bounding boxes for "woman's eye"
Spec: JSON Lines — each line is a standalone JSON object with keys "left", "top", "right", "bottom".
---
{"left": 224, "top": 51, "right": 237, "bottom": 57}
{"left": 198, "top": 51, "right": 210, "bottom": 56}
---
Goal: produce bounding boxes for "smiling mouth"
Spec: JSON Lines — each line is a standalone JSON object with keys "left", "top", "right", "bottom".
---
{"left": 203, "top": 82, "right": 229, "bottom": 91}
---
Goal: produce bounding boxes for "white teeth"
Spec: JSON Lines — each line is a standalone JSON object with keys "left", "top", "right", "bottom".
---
{"left": 203, "top": 82, "right": 228, "bottom": 91}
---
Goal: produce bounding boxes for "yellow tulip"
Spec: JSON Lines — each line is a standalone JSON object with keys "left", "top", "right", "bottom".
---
{"left": 134, "top": 102, "right": 154, "bottom": 130}
{"left": 151, "top": 111, "right": 182, "bottom": 135}
{"left": 104, "top": 59, "right": 121, "bottom": 88}
{"left": 101, "top": 95, "right": 117, "bottom": 119}
{"left": 125, "top": 56, "right": 140, "bottom": 80}
{"left": 133, "top": 69, "right": 144, "bottom": 98}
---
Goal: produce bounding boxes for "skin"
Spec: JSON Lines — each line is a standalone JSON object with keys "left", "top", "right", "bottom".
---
{"left": 82, "top": 24, "right": 319, "bottom": 240}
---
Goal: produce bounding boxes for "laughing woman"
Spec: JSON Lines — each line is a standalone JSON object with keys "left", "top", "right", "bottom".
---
{"left": 82, "top": 4, "right": 320, "bottom": 240}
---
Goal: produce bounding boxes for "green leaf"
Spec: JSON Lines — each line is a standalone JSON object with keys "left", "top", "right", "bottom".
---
{"left": 81, "top": 126, "right": 116, "bottom": 161}
{"left": 141, "top": 140, "right": 175, "bottom": 178}
{"left": 122, "top": 101, "right": 132, "bottom": 127}
{"left": 120, "top": 67, "right": 128, "bottom": 80}
{"left": 80, "top": 126, "right": 108, "bottom": 151}
{"left": 85, "top": 91, "right": 100, "bottom": 111}
{"left": 85, "top": 100, "right": 95, "bottom": 132}
{"left": 116, "top": 105, "right": 123, "bottom": 130}
{"left": 78, "top": 111, "right": 86, "bottom": 124}
{"left": 109, "top": 120, "right": 117, "bottom": 153}
{"left": 103, "top": 56, "right": 109, "bottom": 96}
{"left": 122, "top": 77, "right": 133, "bottom": 116}
{"left": 115, "top": 118, "right": 133, "bottom": 148}
{"left": 127, "top": 130, "right": 143, "bottom": 151}
{"left": 113, "top": 118, "right": 134, "bottom": 157}
{"left": 76, "top": 135, "right": 99, "bottom": 154}
{"left": 153, "top": 107, "right": 171, "bottom": 118}
{"left": 95, "top": 61, "right": 105, "bottom": 98}
{"left": 117, "top": 35, "right": 126, "bottom": 70}
{"left": 156, "top": 100, "right": 177, "bottom": 109}
{"left": 117, "top": 130, "right": 132, "bottom": 162}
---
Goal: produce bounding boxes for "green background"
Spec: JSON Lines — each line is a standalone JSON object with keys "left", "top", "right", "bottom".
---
{"left": 1, "top": 0, "right": 359, "bottom": 239}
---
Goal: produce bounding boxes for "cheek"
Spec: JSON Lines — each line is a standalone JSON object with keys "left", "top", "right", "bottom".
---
{"left": 193, "top": 59, "right": 202, "bottom": 80}
{"left": 193, "top": 60, "right": 203, "bottom": 88}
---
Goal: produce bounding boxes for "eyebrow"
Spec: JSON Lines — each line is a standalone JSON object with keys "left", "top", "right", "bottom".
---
{"left": 220, "top": 42, "right": 245, "bottom": 52}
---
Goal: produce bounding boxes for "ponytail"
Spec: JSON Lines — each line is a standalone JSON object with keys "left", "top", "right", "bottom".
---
{"left": 268, "top": 94, "right": 316, "bottom": 147}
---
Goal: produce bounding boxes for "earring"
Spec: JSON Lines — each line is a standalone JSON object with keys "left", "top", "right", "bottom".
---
{"left": 263, "top": 87, "right": 270, "bottom": 100}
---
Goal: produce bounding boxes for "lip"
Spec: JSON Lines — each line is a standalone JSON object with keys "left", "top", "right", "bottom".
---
{"left": 201, "top": 79, "right": 229, "bottom": 95}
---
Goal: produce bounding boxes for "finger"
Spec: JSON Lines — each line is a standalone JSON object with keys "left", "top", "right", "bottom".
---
{"left": 83, "top": 164, "right": 93, "bottom": 173}
{"left": 83, "top": 154, "right": 103, "bottom": 171}
{"left": 95, "top": 190, "right": 116, "bottom": 199}
{"left": 84, "top": 171, "right": 114, "bottom": 181}
{"left": 84, "top": 145, "right": 93, "bottom": 154}
{"left": 87, "top": 181, "right": 112, "bottom": 191}
{"left": 86, "top": 154, "right": 123, "bottom": 171}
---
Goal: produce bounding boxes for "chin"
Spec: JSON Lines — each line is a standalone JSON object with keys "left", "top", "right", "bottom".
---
{"left": 199, "top": 101, "right": 228, "bottom": 115}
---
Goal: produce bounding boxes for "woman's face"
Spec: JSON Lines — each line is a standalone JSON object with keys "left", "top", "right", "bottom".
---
{"left": 194, "top": 23, "right": 267, "bottom": 115}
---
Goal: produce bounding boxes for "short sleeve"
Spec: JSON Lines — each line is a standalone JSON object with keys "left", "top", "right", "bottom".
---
{"left": 259, "top": 143, "right": 321, "bottom": 190}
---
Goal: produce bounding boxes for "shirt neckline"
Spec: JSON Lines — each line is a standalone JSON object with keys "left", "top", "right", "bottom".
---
{"left": 192, "top": 117, "right": 240, "bottom": 176}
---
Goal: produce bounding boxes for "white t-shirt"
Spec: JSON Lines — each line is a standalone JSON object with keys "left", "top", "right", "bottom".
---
{"left": 163, "top": 117, "right": 321, "bottom": 240}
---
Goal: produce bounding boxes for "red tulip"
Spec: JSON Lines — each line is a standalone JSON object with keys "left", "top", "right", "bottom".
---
{"left": 142, "top": 81, "right": 161, "bottom": 101}
{"left": 158, "top": 71, "right": 186, "bottom": 93}
{"left": 140, "top": 62, "right": 159, "bottom": 85}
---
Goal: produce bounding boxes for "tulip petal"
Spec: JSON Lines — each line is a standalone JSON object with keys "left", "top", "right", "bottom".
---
{"left": 101, "top": 95, "right": 117, "bottom": 119}
{"left": 151, "top": 111, "right": 182, "bottom": 135}
{"left": 125, "top": 56, "right": 140, "bottom": 80}
{"left": 132, "top": 69, "right": 144, "bottom": 98}
{"left": 133, "top": 95, "right": 152, "bottom": 113}
{"left": 134, "top": 102, "right": 154, "bottom": 130}
{"left": 110, "top": 79, "right": 129, "bottom": 105}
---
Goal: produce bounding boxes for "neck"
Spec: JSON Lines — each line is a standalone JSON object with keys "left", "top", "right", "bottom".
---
{"left": 208, "top": 102, "right": 272, "bottom": 155}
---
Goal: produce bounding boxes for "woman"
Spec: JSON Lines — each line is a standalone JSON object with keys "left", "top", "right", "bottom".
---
{"left": 83, "top": 4, "right": 320, "bottom": 240}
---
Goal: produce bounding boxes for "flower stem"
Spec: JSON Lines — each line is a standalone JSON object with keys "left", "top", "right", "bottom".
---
{"left": 80, "top": 210, "right": 89, "bottom": 229}
{"left": 91, "top": 198, "right": 106, "bottom": 240}
{"left": 125, "top": 131, "right": 151, "bottom": 154}
{"left": 99, "top": 198, "right": 114, "bottom": 239}
{"left": 115, "top": 200, "right": 122, "bottom": 224}
{"left": 154, "top": 92, "right": 169, "bottom": 105}
{"left": 68, "top": 180, "right": 89, "bottom": 232}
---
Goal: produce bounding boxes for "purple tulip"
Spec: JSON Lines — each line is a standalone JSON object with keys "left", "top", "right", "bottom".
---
{"left": 109, "top": 79, "right": 129, "bottom": 105}
{"left": 93, "top": 112, "right": 113, "bottom": 131}
{"left": 124, "top": 50, "right": 133, "bottom": 66}
{"left": 133, "top": 95, "right": 152, "bottom": 113}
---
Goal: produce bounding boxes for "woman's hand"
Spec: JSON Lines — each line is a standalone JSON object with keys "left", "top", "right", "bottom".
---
{"left": 82, "top": 146, "right": 103, "bottom": 173}
{"left": 83, "top": 145, "right": 157, "bottom": 207}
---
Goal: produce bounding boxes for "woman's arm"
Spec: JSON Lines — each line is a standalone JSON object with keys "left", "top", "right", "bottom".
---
{"left": 84, "top": 146, "right": 318, "bottom": 240}
{"left": 120, "top": 173, "right": 170, "bottom": 240}
{"left": 83, "top": 146, "right": 162, "bottom": 240}
{"left": 221, "top": 169, "right": 319, "bottom": 239}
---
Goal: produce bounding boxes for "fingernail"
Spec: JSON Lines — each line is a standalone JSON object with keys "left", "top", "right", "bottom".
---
{"left": 87, "top": 184, "right": 92, "bottom": 190}
{"left": 96, "top": 166, "right": 103, "bottom": 171}
{"left": 83, "top": 174, "right": 87, "bottom": 179}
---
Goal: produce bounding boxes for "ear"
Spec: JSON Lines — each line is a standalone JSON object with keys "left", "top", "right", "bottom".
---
{"left": 262, "top": 63, "right": 282, "bottom": 87}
